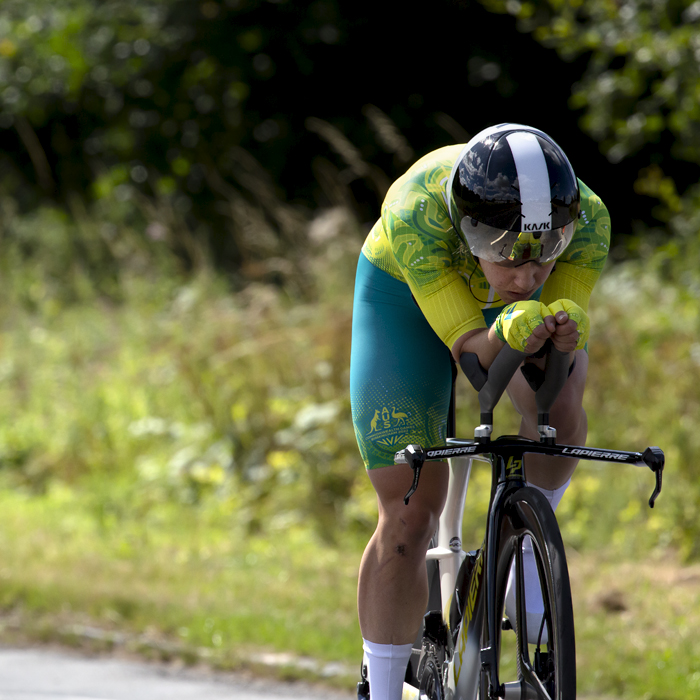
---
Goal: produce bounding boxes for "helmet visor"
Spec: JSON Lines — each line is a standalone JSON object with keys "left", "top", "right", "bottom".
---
{"left": 458, "top": 218, "right": 575, "bottom": 264}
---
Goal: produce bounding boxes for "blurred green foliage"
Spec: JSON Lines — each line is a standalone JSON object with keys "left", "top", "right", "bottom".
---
{"left": 484, "top": 0, "right": 700, "bottom": 162}
{"left": 0, "top": 4, "right": 694, "bottom": 695}
{"left": 0, "top": 194, "right": 693, "bottom": 559}
{"left": 0, "top": 0, "right": 694, "bottom": 557}
{"left": 0, "top": 200, "right": 365, "bottom": 545}
{"left": 479, "top": 0, "right": 700, "bottom": 249}
{"left": 0, "top": 0, "right": 678, "bottom": 288}
{"left": 0, "top": 0, "right": 341, "bottom": 281}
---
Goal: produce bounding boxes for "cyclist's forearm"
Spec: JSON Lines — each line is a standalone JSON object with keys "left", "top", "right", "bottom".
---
{"left": 450, "top": 327, "right": 504, "bottom": 370}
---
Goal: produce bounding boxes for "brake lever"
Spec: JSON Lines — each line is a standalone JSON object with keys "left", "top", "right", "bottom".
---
{"left": 402, "top": 444, "right": 426, "bottom": 505}
{"left": 642, "top": 446, "right": 665, "bottom": 508}
{"left": 649, "top": 469, "right": 663, "bottom": 509}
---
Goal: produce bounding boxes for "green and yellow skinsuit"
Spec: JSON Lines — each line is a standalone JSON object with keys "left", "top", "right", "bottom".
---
{"left": 350, "top": 144, "right": 610, "bottom": 469}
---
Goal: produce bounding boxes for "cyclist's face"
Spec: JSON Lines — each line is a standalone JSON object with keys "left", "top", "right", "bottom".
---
{"left": 479, "top": 258, "right": 555, "bottom": 303}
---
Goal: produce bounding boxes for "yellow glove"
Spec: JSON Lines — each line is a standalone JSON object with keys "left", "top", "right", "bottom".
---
{"left": 494, "top": 300, "right": 553, "bottom": 352}
{"left": 547, "top": 299, "right": 590, "bottom": 350}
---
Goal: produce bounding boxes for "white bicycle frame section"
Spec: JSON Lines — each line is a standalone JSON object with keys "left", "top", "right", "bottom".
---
{"left": 402, "top": 449, "right": 490, "bottom": 700}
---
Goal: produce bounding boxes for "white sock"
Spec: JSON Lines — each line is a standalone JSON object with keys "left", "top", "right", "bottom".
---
{"left": 529, "top": 478, "right": 571, "bottom": 512}
{"left": 362, "top": 639, "right": 413, "bottom": 700}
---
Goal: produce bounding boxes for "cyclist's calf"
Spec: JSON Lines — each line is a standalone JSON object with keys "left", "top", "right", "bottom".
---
{"left": 358, "top": 462, "right": 449, "bottom": 646}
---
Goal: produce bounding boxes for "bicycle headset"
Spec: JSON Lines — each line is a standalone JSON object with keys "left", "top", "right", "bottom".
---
{"left": 446, "top": 123, "right": 581, "bottom": 264}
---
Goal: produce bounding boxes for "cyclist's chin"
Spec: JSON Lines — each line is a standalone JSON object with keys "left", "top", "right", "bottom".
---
{"left": 502, "top": 290, "right": 535, "bottom": 303}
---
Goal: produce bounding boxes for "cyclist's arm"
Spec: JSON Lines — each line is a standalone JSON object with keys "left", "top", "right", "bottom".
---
{"left": 404, "top": 268, "right": 486, "bottom": 348}
{"left": 384, "top": 199, "right": 489, "bottom": 347}
{"left": 450, "top": 327, "right": 503, "bottom": 370}
{"left": 541, "top": 180, "right": 611, "bottom": 311}
{"left": 540, "top": 262, "right": 600, "bottom": 311}
{"left": 450, "top": 317, "right": 557, "bottom": 369}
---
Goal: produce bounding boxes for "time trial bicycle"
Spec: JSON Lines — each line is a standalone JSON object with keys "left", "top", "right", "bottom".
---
{"left": 357, "top": 344, "right": 664, "bottom": 700}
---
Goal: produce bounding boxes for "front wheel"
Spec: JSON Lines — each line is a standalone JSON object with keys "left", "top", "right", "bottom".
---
{"left": 487, "top": 486, "right": 576, "bottom": 699}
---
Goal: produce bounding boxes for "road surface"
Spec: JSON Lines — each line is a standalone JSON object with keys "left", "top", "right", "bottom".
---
{"left": 0, "top": 647, "right": 355, "bottom": 700}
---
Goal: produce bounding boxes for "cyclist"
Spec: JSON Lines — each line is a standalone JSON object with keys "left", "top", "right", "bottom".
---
{"left": 350, "top": 123, "right": 610, "bottom": 700}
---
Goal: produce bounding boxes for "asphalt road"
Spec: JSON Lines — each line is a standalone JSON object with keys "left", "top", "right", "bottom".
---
{"left": 0, "top": 647, "right": 355, "bottom": 700}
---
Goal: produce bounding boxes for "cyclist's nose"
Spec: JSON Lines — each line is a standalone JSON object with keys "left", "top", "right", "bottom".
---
{"left": 513, "top": 263, "right": 538, "bottom": 291}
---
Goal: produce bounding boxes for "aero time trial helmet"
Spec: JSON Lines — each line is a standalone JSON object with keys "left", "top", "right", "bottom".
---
{"left": 447, "top": 123, "right": 580, "bottom": 264}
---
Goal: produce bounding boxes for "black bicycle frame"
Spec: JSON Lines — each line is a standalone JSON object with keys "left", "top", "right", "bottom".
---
{"left": 397, "top": 344, "right": 665, "bottom": 699}
{"left": 402, "top": 434, "right": 664, "bottom": 699}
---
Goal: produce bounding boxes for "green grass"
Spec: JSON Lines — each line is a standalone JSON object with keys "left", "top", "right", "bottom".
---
{"left": 571, "top": 553, "right": 700, "bottom": 700}
{"left": 0, "top": 487, "right": 361, "bottom": 664}
{"left": 0, "top": 479, "right": 698, "bottom": 699}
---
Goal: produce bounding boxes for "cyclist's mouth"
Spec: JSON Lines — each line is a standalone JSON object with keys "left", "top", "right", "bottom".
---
{"left": 506, "top": 290, "right": 535, "bottom": 301}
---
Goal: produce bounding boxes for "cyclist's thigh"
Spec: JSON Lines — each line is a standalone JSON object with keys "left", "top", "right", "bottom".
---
{"left": 506, "top": 348, "right": 589, "bottom": 422}
{"left": 350, "top": 253, "right": 453, "bottom": 472}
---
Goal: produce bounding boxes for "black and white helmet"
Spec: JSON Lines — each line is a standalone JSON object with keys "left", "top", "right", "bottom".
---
{"left": 447, "top": 123, "right": 580, "bottom": 263}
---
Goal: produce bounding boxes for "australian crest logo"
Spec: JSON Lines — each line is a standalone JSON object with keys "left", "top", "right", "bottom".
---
{"left": 369, "top": 406, "right": 412, "bottom": 447}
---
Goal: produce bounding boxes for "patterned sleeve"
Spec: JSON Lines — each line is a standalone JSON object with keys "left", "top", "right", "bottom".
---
{"left": 385, "top": 189, "right": 487, "bottom": 348}
{"left": 540, "top": 180, "right": 611, "bottom": 311}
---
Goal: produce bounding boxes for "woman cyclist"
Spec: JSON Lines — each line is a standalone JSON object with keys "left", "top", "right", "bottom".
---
{"left": 350, "top": 123, "right": 610, "bottom": 700}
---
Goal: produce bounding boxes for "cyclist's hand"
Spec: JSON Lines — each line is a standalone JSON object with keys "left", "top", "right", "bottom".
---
{"left": 547, "top": 299, "right": 589, "bottom": 351}
{"left": 494, "top": 300, "right": 553, "bottom": 353}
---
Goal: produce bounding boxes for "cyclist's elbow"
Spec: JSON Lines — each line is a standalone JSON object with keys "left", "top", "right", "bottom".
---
{"left": 451, "top": 327, "right": 503, "bottom": 369}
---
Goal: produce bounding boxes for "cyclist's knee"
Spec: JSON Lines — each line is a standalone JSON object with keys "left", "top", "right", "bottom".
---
{"left": 369, "top": 462, "right": 448, "bottom": 553}
{"left": 377, "top": 501, "right": 440, "bottom": 551}
{"left": 510, "top": 350, "right": 588, "bottom": 431}
{"left": 550, "top": 396, "right": 585, "bottom": 428}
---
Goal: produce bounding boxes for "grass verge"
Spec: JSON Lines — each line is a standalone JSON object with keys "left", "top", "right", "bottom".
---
{"left": 0, "top": 480, "right": 697, "bottom": 699}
